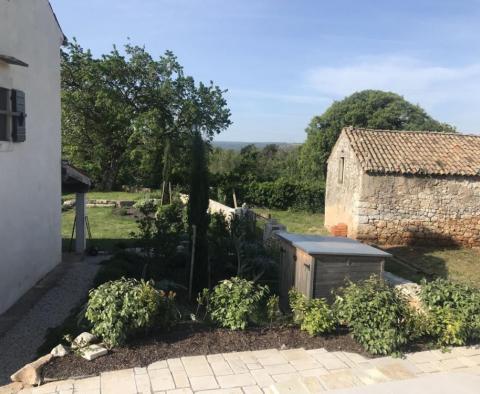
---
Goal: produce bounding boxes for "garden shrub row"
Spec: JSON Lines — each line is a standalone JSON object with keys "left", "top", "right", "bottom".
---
{"left": 83, "top": 274, "right": 480, "bottom": 355}
{"left": 243, "top": 179, "right": 325, "bottom": 212}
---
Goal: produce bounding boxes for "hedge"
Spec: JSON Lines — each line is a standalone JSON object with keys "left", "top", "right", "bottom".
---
{"left": 243, "top": 179, "right": 325, "bottom": 212}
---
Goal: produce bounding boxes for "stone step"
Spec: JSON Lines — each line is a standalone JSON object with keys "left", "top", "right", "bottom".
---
{"left": 270, "top": 370, "right": 480, "bottom": 394}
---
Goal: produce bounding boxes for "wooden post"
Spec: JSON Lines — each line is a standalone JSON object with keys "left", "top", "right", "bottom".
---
{"left": 160, "top": 181, "right": 166, "bottom": 206}
{"left": 169, "top": 182, "right": 172, "bottom": 204}
{"left": 232, "top": 190, "right": 238, "bottom": 209}
{"left": 188, "top": 225, "right": 197, "bottom": 300}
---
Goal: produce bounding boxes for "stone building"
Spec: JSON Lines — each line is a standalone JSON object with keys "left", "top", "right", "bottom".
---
{"left": 325, "top": 127, "right": 480, "bottom": 246}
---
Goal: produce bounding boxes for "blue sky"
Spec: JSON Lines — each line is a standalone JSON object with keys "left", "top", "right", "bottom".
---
{"left": 50, "top": 0, "right": 480, "bottom": 142}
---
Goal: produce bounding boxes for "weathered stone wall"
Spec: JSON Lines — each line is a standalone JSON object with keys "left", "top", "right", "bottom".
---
{"left": 356, "top": 173, "right": 480, "bottom": 246}
{"left": 325, "top": 133, "right": 363, "bottom": 237}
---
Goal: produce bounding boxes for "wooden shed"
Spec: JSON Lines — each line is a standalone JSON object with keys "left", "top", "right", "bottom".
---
{"left": 274, "top": 231, "right": 391, "bottom": 305}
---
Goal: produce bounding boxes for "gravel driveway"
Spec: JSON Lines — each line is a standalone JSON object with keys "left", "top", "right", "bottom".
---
{"left": 0, "top": 255, "right": 107, "bottom": 385}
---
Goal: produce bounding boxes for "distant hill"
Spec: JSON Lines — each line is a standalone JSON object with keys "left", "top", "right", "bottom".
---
{"left": 212, "top": 141, "right": 301, "bottom": 151}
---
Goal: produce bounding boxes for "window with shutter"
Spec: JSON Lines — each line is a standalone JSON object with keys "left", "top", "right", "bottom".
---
{"left": 0, "top": 88, "right": 8, "bottom": 141}
{"left": 11, "top": 90, "right": 26, "bottom": 142}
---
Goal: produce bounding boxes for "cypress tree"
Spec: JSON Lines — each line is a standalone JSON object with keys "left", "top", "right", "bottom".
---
{"left": 187, "top": 131, "right": 210, "bottom": 291}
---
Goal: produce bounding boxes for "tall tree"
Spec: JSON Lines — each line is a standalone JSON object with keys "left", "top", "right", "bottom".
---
{"left": 299, "top": 90, "right": 455, "bottom": 179}
{"left": 187, "top": 131, "right": 210, "bottom": 291}
{"left": 62, "top": 40, "right": 231, "bottom": 190}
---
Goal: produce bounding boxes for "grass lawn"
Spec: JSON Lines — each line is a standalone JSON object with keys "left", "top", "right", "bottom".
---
{"left": 62, "top": 207, "right": 139, "bottom": 252}
{"left": 62, "top": 190, "right": 161, "bottom": 202}
{"left": 385, "top": 245, "right": 480, "bottom": 288}
{"left": 254, "top": 208, "right": 480, "bottom": 287}
{"left": 254, "top": 208, "right": 329, "bottom": 235}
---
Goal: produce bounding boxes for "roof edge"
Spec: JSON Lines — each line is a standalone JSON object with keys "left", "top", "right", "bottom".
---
{"left": 48, "top": 1, "right": 67, "bottom": 45}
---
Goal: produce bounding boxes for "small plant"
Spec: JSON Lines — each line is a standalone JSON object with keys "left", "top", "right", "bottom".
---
{"left": 156, "top": 290, "right": 179, "bottom": 329}
{"left": 266, "top": 295, "right": 282, "bottom": 324}
{"left": 199, "top": 277, "right": 269, "bottom": 330}
{"left": 420, "top": 279, "right": 480, "bottom": 346}
{"left": 333, "top": 276, "right": 411, "bottom": 355}
{"left": 288, "top": 289, "right": 335, "bottom": 336}
{"left": 85, "top": 278, "right": 173, "bottom": 347}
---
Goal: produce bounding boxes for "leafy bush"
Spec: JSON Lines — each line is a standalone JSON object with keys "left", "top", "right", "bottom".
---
{"left": 333, "top": 276, "right": 411, "bottom": 355}
{"left": 243, "top": 179, "right": 325, "bottom": 212}
{"left": 85, "top": 278, "right": 175, "bottom": 347}
{"left": 289, "top": 289, "right": 335, "bottom": 336}
{"left": 420, "top": 279, "right": 480, "bottom": 346}
{"left": 134, "top": 199, "right": 187, "bottom": 275}
{"left": 266, "top": 295, "right": 282, "bottom": 323}
{"left": 199, "top": 277, "right": 269, "bottom": 330}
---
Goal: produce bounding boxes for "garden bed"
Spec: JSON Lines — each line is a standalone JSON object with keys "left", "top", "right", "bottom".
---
{"left": 43, "top": 323, "right": 366, "bottom": 380}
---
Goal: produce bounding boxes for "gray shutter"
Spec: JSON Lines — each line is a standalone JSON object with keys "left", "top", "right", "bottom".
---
{"left": 0, "top": 88, "right": 7, "bottom": 140}
{"left": 11, "top": 89, "right": 26, "bottom": 142}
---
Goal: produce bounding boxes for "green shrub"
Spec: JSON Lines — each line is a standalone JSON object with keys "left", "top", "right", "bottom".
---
{"left": 266, "top": 295, "right": 282, "bottom": 323}
{"left": 420, "top": 279, "right": 480, "bottom": 346}
{"left": 243, "top": 179, "right": 325, "bottom": 212}
{"left": 85, "top": 278, "right": 174, "bottom": 347}
{"left": 156, "top": 289, "right": 179, "bottom": 329}
{"left": 199, "top": 277, "right": 269, "bottom": 330}
{"left": 289, "top": 289, "right": 335, "bottom": 336}
{"left": 133, "top": 198, "right": 159, "bottom": 211}
{"left": 333, "top": 276, "right": 411, "bottom": 355}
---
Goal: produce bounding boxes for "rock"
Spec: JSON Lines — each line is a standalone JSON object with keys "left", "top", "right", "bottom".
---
{"left": 0, "top": 382, "right": 27, "bottom": 394}
{"left": 10, "top": 354, "right": 52, "bottom": 386}
{"left": 72, "top": 332, "right": 97, "bottom": 349}
{"left": 62, "top": 199, "right": 76, "bottom": 208}
{"left": 81, "top": 344, "right": 108, "bottom": 361}
{"left": 50, "top": 344, "right": 69, "bottom": 357}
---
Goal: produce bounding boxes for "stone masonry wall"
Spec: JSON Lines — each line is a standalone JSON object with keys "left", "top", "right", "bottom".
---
{"left": 356, "top": 173, "right": 480, "bottom": 246}
{"left": 325, "top": 133, "right": 363, "bottom": 237}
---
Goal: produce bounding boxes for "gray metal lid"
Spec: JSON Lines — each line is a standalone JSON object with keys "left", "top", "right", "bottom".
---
{"left": 275, "top": 231, "right": 391, "bottom": 258}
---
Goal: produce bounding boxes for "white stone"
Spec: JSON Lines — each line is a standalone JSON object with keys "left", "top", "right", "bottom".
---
{"left": 51, "top": 344, "right": 69, "bottom": 357}
{"left": 81, "top": 344, "right": 108, "bottom": 361}
{"left": 72, "top": 332, "right": 97, "bottom": 349}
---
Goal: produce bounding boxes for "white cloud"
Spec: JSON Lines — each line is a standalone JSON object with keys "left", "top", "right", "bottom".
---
{"left": 306, "top": 56, "right": 480, "bottom": 132}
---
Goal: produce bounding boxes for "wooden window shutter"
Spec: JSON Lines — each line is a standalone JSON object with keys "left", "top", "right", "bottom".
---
{"left": 11, "top": 89, "right": 26, "bottom": 142}
{"left": 0, "top": 88, "right": 8, "bottom": 140}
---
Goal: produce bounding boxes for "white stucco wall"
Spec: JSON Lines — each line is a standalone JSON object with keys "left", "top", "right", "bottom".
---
{"left": 0, "top": 0, "right": 63, "bottom": 314}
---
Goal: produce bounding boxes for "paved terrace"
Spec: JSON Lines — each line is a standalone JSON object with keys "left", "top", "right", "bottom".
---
{"left": 18, "top": 345, "right": 480, "bottom": 393}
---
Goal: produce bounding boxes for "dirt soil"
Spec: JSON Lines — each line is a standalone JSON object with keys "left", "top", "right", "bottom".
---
{"left": 43, "top": 323, "right": 367, "bottom": 380}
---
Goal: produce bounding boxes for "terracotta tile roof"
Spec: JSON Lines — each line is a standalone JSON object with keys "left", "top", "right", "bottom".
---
{"left": 343, "top": 127, "right": 480, "bottom": 176}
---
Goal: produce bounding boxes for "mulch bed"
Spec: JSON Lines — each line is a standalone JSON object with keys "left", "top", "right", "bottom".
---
{"left": 43, "top": 322, "right": 367, "bottom": 380}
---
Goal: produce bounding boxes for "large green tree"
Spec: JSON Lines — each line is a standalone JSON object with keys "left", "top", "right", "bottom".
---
{"left": 299, "top": 90, "right": 455, "bottom": 179}
{"left": 61, "top": 40, "right": 231, "bottom": 190}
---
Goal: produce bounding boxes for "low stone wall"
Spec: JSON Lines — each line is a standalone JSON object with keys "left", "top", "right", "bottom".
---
{"left": 62, "top": 199, "right": 135, "bottom": 209}
{"left": 356, "top": 174, "right": 480, "bottom": 246}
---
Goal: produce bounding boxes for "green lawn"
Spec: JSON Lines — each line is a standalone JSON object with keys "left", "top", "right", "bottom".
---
{"left": 62, "top": 207, "right": 139, "bottom": 252}
{"left": 254, "top": 208, "right": 480, "bottom": 287}
{"left": 385, "top": 246, "right": 480, "bottom": 288}
{"left": 254, "top": 208, "right": 329, "bottom": 235}
{"left": 63, "top": 201, "right": 480, "bottom": 288}
{"left": 62, "top": 190, "right": 161, "bottom": 202}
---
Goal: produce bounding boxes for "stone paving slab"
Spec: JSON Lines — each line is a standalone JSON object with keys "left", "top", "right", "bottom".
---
{"left": 15, "top": 345, "right": 480, "bottom": 393}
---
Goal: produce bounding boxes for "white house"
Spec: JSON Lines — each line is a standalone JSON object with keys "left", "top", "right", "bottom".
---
{"left": 0, "top": 0, "right": 65, "bottom": 314}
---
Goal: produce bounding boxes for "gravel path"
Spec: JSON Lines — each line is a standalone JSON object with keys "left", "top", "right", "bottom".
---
{"left": 0, "top": 255, "right": 107, "bottom": 385}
